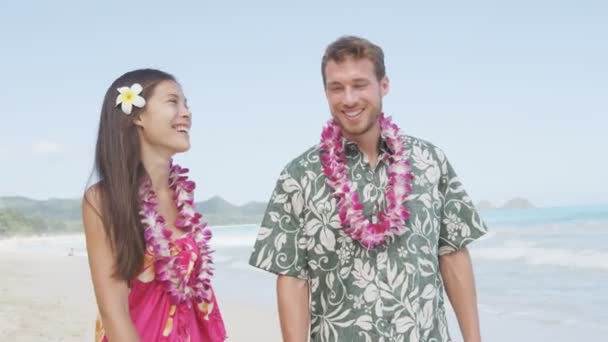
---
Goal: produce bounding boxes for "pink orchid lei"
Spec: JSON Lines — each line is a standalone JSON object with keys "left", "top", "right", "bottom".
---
{"left": 139, "top": 163, "right": 214, "bottom": 306}
{"left": 320, "top": 114, "right": 414, "bottom": 249}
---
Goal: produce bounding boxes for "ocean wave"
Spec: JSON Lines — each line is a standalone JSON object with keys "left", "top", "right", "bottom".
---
{"left": 472, "top": 242, "right": 608, "bottom": 272}
{"left": 210, "top": 234, "right": 258, "bottom": 247}
{"left": 477, "top": 304, "right": 608, "bottom": 333}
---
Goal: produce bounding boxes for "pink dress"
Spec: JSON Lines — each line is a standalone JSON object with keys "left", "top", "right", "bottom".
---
{"left": 96, "top": 233, "right": 226, "bottom": 341}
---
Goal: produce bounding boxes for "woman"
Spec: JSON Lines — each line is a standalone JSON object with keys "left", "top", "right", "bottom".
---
{"left": 83, "top": 69, "right": 226, "bottom": 341}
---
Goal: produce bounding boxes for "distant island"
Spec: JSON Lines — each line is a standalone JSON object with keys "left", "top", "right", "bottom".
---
{"left": 0, "top": 195, "right": 537, "bottom": 237}
{"left": 476, "top": 197, "right": 535, "bottom": 210}
{"left": 0, "top": 195, "right": 266, "bottom": 238}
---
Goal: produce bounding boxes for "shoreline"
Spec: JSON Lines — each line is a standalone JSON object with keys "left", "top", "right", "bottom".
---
{"left": 2, "top": 217, "right": 607, "bottom": 341}
{"left": 0, "top": 223, "right": 260, "bottom": 241}
{"left": 0, "top": 249, "right": 605, "bottom": 341}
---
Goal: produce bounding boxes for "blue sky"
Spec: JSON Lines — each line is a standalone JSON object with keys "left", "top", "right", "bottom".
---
{"left": 0, "top": 0, "right": 606, "bottom": 207}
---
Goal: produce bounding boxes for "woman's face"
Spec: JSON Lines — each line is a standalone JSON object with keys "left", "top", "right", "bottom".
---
{"left": 135, "top": 80, "right": 192, "bottom": 156}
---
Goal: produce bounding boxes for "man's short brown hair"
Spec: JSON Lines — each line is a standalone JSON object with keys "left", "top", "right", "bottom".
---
{"left": 321, "top": 36, "right": 386, "bottom": 86}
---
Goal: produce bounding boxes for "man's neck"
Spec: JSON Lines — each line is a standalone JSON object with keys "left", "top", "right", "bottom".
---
{"left": 344, "top": 122, "right": 382, "bottom": 169}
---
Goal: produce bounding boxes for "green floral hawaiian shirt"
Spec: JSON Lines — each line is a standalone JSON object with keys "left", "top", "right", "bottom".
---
{"left": 249, "top": 135, "right": 488, "bottom": 342}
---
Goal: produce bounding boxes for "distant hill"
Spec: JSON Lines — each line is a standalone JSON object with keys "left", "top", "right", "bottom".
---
{"left": 0, "top": 195, "right": 266, "bottom": 237}
{"left": 196, "top": 195, "right": 238, "bottom": 213}
{"left": 195, "top": 196, "right": 266, "bottom": 226}
{"left": 476, "top": 197, "right": 535, "bottom": 210}
{"left": 501, "top": 197, "right": 535, "bottom": 210}
{"left": 0, "top": 196, "right": 81, "bottom": 221}
{"left": 476, "top": 200, "right": 495, "bottom": 211}
{"left": 0, "top": 207, "right": 73, "bottom": 236}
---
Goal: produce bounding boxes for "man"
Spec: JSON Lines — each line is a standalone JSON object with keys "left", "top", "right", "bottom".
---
{"left": 249, "top": 35, "right": 487, "bottom": 342}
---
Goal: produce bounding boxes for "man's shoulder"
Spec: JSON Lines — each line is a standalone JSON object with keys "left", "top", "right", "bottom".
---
{"left": 281, "top": 144, "right": 322, "bottom": 176}
{"left": 404, "top": 134, "right": 447, "bottom": 160}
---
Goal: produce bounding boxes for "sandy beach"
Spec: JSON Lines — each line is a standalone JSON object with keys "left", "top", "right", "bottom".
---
{"left": 0, "top": 250, "right": 281, "bottom": 342}
{"left": 1, "top": 224, "right": 606, "bottom": 341}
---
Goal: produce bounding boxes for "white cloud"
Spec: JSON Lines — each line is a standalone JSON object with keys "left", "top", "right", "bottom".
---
{"left": 31, "top": 140, "right": 65, "bottom": 155}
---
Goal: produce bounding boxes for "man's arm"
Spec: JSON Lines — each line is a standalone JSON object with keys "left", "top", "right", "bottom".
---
{"left": 439, "top": 247, "right": 481, "bottom": 342}
{"left": 277, "top": 274, "right": 310, "bottom": 342}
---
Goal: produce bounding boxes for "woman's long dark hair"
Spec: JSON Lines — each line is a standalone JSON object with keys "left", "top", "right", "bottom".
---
{"left": 87, "top": 69, "right": 176, "bottom": 281}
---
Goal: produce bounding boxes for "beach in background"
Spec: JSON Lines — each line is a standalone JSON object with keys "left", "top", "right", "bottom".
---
{"left": 1, "top": 205, "right": 607, "bottom": 341}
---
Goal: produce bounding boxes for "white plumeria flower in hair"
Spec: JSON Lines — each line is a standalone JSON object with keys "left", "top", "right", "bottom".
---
{"left": 115, "top": 83, "right": 146, "bottom": 115}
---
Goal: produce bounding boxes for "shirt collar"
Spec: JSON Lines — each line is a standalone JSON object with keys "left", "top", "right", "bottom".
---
{"left": 341, "top": 134, "right": 393, "bottom": 157}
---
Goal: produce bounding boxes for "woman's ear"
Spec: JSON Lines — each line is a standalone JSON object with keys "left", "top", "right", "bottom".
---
{"left": 132, "top": 113, "right": 145, "bottom": 128}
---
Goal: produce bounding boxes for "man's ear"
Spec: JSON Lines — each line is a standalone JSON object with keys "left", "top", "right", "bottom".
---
{"left": 381, "top": 76, "right": 390, "bottom": 96}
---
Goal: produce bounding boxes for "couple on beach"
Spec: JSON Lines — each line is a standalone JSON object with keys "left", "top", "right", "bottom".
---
{"left": 83, "top": 35, "right": 488, "bottom": 342}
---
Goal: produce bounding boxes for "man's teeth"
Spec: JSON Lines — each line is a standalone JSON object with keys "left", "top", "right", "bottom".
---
{"left": 344, "top": 110, "right": 362, "bottom": 117}
{"left": 174, "top": 126, "right": 190, "bottom": 133}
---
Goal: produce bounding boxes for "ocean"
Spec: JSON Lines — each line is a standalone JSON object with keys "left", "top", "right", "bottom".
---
{"left": 2, "top": 205, "right": 606, "bottom": 341}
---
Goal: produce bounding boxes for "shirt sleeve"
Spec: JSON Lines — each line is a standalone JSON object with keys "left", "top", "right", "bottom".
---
{"left": 437, "top": 153, "right": 488, "bottom": 256}
{"left": 248, "top": 167, "right": 308, "bottom": 279}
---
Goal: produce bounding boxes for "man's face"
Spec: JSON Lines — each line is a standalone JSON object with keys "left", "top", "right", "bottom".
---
{"left": 324, "top": 57, "right": 389, "bottom": 141}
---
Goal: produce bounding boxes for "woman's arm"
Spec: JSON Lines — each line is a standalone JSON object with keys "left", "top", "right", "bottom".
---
{"left": 83, "top": 188, "right": 141, "bottom": 342}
